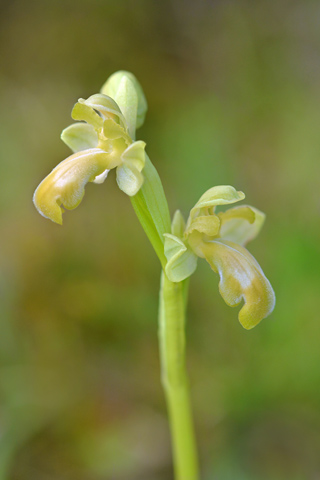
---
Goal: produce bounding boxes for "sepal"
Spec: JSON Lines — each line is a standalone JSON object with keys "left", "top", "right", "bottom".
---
{"left": 71, "top": 101, "right": 103, "bottom": 130}
{"left": 102, "top": 118, "right": 131, "bottom": 145}
{"left": 218, "top": 206, "right": 265, "bottom": 246}
{"left": 116, "top": 141, "right": 146, "bottom": 196}
{"left": 186, "top": 215, "right": 220, "bottom": 237}
{"left": 171, "top": 210, "right": 186, "bottom": 238}
{"left": 116, "top": 164, "right": 144, "bottom": 197}
{"left": 101, "top": 71, "right": 148, "bottom": 133}
{"left": 61, "top": 123, "right": 98, "bottom": 152}
{"left": 186, "top": 215, "right": 221, "bottom": 257}
{"left": 122, "top": 140, "right": 146, "bottom": 171}
{"left": 81, "top": 94, "right": 127, "bottom": 128}
{"left": 164, "top": 233, "right": 198, "bottom": 282}
{"left": 112, "top": 75, "right": 138, "bottom": 139}
{"left": 190, "top": 185, "right": 245, "bottom": 220}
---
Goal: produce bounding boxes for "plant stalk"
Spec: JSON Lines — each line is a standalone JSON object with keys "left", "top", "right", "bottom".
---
{"left": 159, "top": 271, "right": 199, "bottom": 480}
{"left": 131, "top": 155, "right": 199, "bottom": 479}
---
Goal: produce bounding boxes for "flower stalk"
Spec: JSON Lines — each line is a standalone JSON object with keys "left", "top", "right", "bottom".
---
{"left": 159, "top": 272, "right": 199, "bottom": 480}
{"left": 131, "top": 152, "right": 199, "bottom": 478}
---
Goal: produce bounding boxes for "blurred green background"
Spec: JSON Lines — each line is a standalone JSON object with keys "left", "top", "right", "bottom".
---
{"left": 1, "top": 1, "right": 320, "bottom": 479}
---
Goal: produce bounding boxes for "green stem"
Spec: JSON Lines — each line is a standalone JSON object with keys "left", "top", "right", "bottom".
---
{"left": 159, "top": 272, "right": 199, "bottom": 480}
{"left": 131, "top": 154, "right": 199, "bottom": 479}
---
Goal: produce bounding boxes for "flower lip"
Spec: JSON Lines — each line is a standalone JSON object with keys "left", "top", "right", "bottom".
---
{"left": 33, "top": 148, "right": 114, "bottom": 225}
{"left": 201, "top": 239, "right": 275, "bottom": 329}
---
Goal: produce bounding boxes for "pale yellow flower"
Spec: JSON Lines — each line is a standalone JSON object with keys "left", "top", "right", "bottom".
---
{"left": 164, "top": 186, "right": 275, "bottom": 329}
{"left": 33, "top": 92, "right": 146, "bottom": 224}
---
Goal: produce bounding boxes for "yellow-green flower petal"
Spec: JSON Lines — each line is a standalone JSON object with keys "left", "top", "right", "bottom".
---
{"left": 33, "top": 148, "right": 112, "bottom": 225}
{"left": 71, "top": 101, "right": 103, "bottom": 130}
{"left": 186, "top": 215, "right": 220, "bottom": 237}
{"left": 190, "top": 185, "right": 245, "bottom": 219}
{"left": 82, "top": 94, "right": 127, "bottom": 128}
{"left": 121, "top": 140, "right": 146, "bottom": 172}
{"left": 116, "top": 164, "right": 144, "bottom": 196}
{"left": 219, "top": 206, "right": 265, "bottom": 246}
{"left": 101, "top": 71, "right": 148, "bottom": 129}
{"left": 164, "top": 233, "right": 198, "bottom": 282}
{"left": 61, "top": 123, "right": 98, "bottom": 152}
{"left": 114, "top": 139, "right": 146, "bottom": 195}
{"left": 200, "top": 239, "right": 275, "bottom": 329}
{"left": 102, "top": 118, "right": 127, "bottom": 139}
{"left": 186, "top": 215, "right": 221, "bottom": 256}
{"left": 111, "top": 75, "right": 138, "bottom": 139}
{"left": 171, "top": 210, "right": 186, "bottom": 239}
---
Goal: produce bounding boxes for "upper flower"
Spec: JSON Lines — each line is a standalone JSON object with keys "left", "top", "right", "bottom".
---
{"left": 164, "top": 186, "right": 275, "bottom": 329}
{"left": 33, "top": 72, "right": 148, "bottom": 224}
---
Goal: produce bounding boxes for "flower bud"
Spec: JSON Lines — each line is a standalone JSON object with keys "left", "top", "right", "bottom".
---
{"left": 101, "top": 71, "right": 148, "bottom": 133}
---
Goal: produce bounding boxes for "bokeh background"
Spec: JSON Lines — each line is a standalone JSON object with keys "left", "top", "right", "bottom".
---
{"left": 1, "top": 1, "right": 320, "bottom": 479}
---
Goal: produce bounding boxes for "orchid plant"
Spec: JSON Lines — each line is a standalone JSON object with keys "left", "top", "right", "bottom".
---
{"left": 33, "top": 71, "right": 275, "bottom": 480}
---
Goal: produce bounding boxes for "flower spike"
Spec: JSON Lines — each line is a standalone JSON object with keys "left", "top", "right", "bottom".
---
{"left": 33, "top": 72, "right": 276, "bottom": 478}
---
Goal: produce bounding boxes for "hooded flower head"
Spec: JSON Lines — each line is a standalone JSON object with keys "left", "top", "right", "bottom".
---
{"left": 33, "top": 72, "right": 147, "bottom": 224}
{"left": 164, "top": 186, "right": 275, "bottom": 329}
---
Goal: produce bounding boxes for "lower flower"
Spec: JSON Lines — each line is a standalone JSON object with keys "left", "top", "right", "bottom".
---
{"left": 164, "top": 186, "right": 275, "bottom": 329}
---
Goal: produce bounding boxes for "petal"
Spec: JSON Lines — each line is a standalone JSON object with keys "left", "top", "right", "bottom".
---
{"left": 61, "top": 123, "right": 99, "bottom": 152}
{"left": 116, "top": 164, "right": 144, "bottom": 196}
{"left": 164, "top": 233, "right": 198, "bottom": 282}
{"left": 71, "top": 101, "right": 103, "bottom": 130}
{"left": 171, "top": 210, "right": 186, "bottom": 239}
{"left": 191, "top": 185, "right": 245, "bottom": 216}
{"left": 101, "top": 71, "right": 148, "bottom": 129}
{"left": 33, "top": 148, "right": 112, "bottom": 225}
{"left": 101, "top": 75, "right": 138, "bottom": 139}
{"left": 201, "top": 240, "right": 275, "bottom": 329}
{"left": 93, "top": 169, "right": 110, "bottom": 184}
{"left": 219, "top": 206, "right": 265, "bottom": 246}
{"left": 186, "top": 214, "right": 220, "bottom": 237}
{"left": 121, "top": 140, "right": 146, "bottom": 172}
{"left": 186, "top": 215, "right": 221, "bottom": 256}
{"left": 82, "top": 94, "right": 127, "bottom": 128}
{"left": 103, "top": 118, "right": 131, "bottom": 144}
